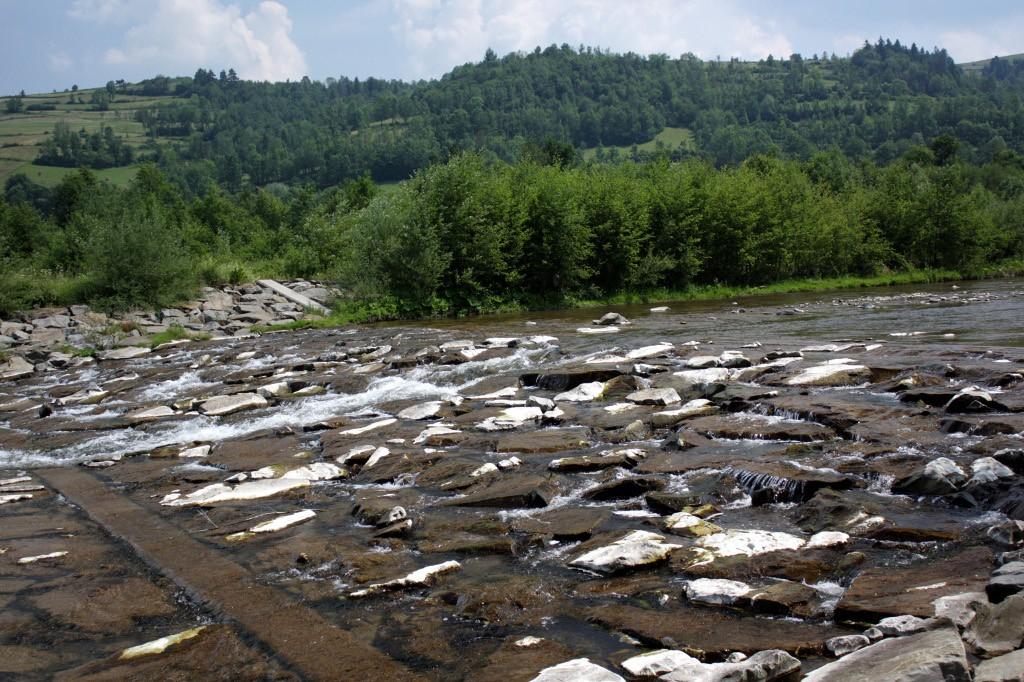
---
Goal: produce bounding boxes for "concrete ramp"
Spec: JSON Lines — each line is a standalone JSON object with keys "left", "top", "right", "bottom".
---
{"left": 257, "top": 279, "right": 330, "bottom": 314}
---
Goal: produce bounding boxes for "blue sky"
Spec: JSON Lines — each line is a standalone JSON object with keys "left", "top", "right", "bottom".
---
{"left": 2, "top": 0, "right": 1021, "bottom": 95}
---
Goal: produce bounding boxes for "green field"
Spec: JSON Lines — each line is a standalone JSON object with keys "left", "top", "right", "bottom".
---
{"left": 582, "top": 127, "right": 695, "bottom": 161}
{"left": 0, "top": 86, "right": 173, "bottom": 186}
{"left": 959, "top": 52, "right": 1024, "bottom": 74}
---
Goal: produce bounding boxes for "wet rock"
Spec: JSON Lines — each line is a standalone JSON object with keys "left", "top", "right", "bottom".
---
{"left": 549, "top": 449, "right": 644, "bottom": 473}
{"left": 554, "top": 381, "right": 606, "bottom": 402}
{"left": 397, "top": 401, "right": 444, "bottom": 420}
{"left": 477, "top": 406, "right": 544, "bottom": 431}
{"left": 348, "top": 560, "right": 461, "bottom": 598}
{"left": 974, "top": 649, "right": 1024, "bottom": 682}
{"left": 496, "top": 428, "right": 590, "bottom": 454}
{"left": 162, "top": 477, "right": 309, "bottom": 506}
{"left": 963, "top": 593, "right": 1024, "bottom": 656}
{"left": 622, "top": 648, "right": 799, "bottom": 682}
{"left": 802, "top": 627, "right": 969, "bottom": 682}
{"left": 988, "top": 520, "right": 1024, "bottom": 547}
{"left": 835, "top": 547, "right": 994, "bottom": 623}
{"left": 587, "top": 603, "right": 849, "bottom": 657}
{"left": 972, "top": 457, "right": 1017, "bottom": 484}
{"left": 96, "top": 346, "right": 151, "bottom": 361}
{"left": 685, "top": 414, "right": 834, "bottom": 442}
{"left": 988, "top": 561, "right": 1024, "bottom": 603}
{"left": 798, "top": 489, "right": 970, "bottom": 542}
{"left": 750, "top": 580, "right": 823, "bottom": 618}
{"left": 198, "top": 392, "right": 269, "bottom": 417}
{"left": 582, "top": 476, "right": 665, "bottom": 501}
{"left": 0, "top": 355, "right": 34, "bottom": 380}
{"left": 531, "top": 658, "right": 624, "bottom": 682}
{"left": 945, "top": 386, "right": 1007, "bottom": 413}
{"left": 892, "top": 457, "right": 967, "bottom": 496}
{"left": 522, "top": 369, "right": 621, "bottom": 392}
{"left": 512, "top": 508, "right": 611, "bottom": 540}
{"left": 568, "top": 530, "right": 682, "bottom": 574}
{"left": 663, "top": 512, "right": 722, "bottom": 538}
{"left": 124, "top": 405, "right": 177, "bottom": 422}
{"left": 995, "top": 449, "right": 1024, "bottom": 475}
{"left": 735, "top": 461, "right": 854, "bottom": 505}
{"left": 445, "top": 474, "right": 557, "bottom": 508}
{"left": 678, "top": 529, "right": 806, "bottom": 569}
{"left": 593, "top": 312, "right": 630, "bottom": 326}
{"left": 625, "top": 388, "right": 680, "bottom": 406}
{"left": 874, "top": 614, "right": 932, "bottom": 636}
{"left": 684, "top": 578, "right": 752, "bottom": 606}
{"left": 649, "top": 399, "right": 718, "bottom": 427}
{"left": 30, "top": 577, "right": 176, "bottom": 634}
{"left": 825, "top": 634, "right": 870, "bottom": 656}
{"left": 783, "top": 360, "right": 871, "bottom": 387}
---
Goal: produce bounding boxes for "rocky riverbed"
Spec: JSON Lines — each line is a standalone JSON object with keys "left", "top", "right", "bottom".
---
{"left": 1, "top": 279, "right": 1024, "bottom": 680}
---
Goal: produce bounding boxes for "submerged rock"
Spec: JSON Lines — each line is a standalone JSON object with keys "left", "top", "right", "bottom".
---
{"left": 348, "top": 560, "right": 461, "bottom": 598}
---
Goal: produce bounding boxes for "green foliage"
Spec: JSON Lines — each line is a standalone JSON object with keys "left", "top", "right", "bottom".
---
{"left": 79, "top": 183, "right": 193, "bottom": 310}
{"left": 335, "top": 150, "right": 1024, "bottom": 317}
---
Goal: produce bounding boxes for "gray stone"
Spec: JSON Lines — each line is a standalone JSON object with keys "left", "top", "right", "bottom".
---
{"left": 0, "top": 355, "right": 34, "bottom": 380}
{"left": 826, "top": 634, "right": 870, "bottom": 656}
{"left": 592, "top": 312, "right": 629, "bottom": 326}
{"left": 97, "top": 346, "right": 151, "bottom": 361}
{"left": 975, "top": 649, "right": 1024, "bottom": 682}
{"left": 802, "top": 627, "right": 970, "bottom": 682}
{"left": 625, "top": 388, "right": 681, "bottom": 406}
{"left": 988, "top": 561, "right": 1024, "bottom": 603}
{"left": 199, "top": 393, "right": 269, "bottom": 417}
{"left": 964, "top": 593, "right": 1024, "bottom": 657}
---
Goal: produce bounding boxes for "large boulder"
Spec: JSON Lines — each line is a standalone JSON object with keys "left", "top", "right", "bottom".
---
{"left": 801, "top": 627, "right": 970, "bottom": 682}
{"left": 892, "top": 457, "right": 967, "bottom": 496}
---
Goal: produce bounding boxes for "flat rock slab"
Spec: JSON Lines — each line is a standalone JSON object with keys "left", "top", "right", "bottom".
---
{"left": 443, "top": 474, "right": 557, "bottom": 508}
{"left": 257, "top": 279, "right": 329, "bottom": 314}
{"left": 512, "top": 508, "right": 611, "bottom": 540}
{"left": 35, "top": 467, "right": 421, "bottom": 682}
{"left": 835, "top": 546, "right": 994, "bottom": 623}
{"left": 587, "top": 604, "right": 851, "bottom": 657}
{"left": 496, "top": 428, "right": 590, "bottom": 454}
{"left": 685, "top": 414, "right": 835, "bottom": 442}
{"left": 802, "top": 627, "right": 970, "bottom": 682}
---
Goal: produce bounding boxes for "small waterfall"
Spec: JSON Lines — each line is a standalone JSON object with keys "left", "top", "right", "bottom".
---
{"left": 734, "top": 469, "right": 808, "bottom": 505}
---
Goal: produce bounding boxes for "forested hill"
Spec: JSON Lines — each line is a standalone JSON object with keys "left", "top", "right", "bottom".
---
{"left": 12, "top": 39, "right": 1024, "bottom": 190}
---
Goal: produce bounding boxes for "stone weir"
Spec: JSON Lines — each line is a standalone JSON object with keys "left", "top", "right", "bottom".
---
{"left": 1, "top": 283, "right": 1023, "bottom": 680}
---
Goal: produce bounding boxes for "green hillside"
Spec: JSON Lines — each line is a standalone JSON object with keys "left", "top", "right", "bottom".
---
{"left": 0, "top": 87, "right": 174, "bottom": 186}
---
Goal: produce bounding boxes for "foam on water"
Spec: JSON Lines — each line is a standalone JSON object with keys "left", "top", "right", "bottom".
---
{"left": 138, "top": 371, "right": 216, "bottom": 402}
{"left": 1, "top": 370, "right": 473, "bottom": 467}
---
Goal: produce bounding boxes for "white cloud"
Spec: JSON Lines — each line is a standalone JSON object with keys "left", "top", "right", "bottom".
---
{"left": 49, "top": 51, "right": 73, "bottom": 72}
{"left": 69, "top": 0, "right": 131, "bottom": 22}
{"left": 391, "top": 0, "right": 793, "bottom": 78}
{"left": 75, "top": 0, "right": 307, "bottom": 81}
{"left": 939, "top": 19, "right": 1024, "bottom": 62}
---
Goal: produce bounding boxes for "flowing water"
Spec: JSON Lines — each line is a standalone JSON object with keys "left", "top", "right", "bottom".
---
{"left": 1, "top": 278, "right": 1022, "bottom": 679}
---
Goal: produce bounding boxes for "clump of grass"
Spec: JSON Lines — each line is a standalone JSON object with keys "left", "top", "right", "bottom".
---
{"left": 148, "top": 325, "right": 210, "bottom": 348}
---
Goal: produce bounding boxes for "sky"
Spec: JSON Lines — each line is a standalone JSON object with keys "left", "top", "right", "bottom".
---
{"left": 2, "top": 0, "right": 1022, "bottom": 95}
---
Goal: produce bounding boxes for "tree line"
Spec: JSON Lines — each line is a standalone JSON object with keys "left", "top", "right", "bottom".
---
{"left": 46, "top": 39, "right": 1016, "bottom": 191}
{"left": 3, "top": 136, "right": 1023, "bottom": 317}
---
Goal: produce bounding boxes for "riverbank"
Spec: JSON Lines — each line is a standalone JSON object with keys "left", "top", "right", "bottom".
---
{"left": 257, "top": 261, "right": 1024, "bottom": 333}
